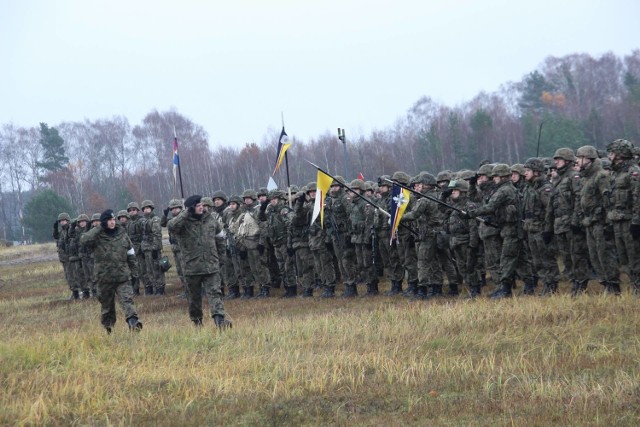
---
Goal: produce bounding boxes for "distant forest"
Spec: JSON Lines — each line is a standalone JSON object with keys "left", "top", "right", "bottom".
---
{"left": 1, "top": 50, "right": 640, "bottom": 242}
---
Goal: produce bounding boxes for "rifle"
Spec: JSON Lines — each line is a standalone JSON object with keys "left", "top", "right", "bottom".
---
{"left": 225, "top": 225, "right": 239, "bottom": 260}
{"left": 383, "top": 178, "right": 498, "bottom": 228}
{"left": 370, "top": 225, "right": 377, "bottom": 265}
{"left": 324, "top": 198, "right": 343, "bottom": 250}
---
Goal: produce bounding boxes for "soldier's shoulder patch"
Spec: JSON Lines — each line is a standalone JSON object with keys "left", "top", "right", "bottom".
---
{"left": 545, "top": 187, "right": 551, "bottom": 192}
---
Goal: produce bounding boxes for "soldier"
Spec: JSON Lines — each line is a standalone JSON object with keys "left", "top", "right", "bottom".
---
{"left": 401, "top": 173, "right": 444, "bottom": 299}
{"left": 288, "top": 186, "right": 316, "bottom": 297}
{"left": 511, "top": 164, "right": 526, "bottom": 191}
{"left": 74, "top": 214, "right": 92, "bottom": 299}
{"left": 68, "top": 217, "right": 90, "bottom": 299}
{"left": 348, "top": 179, "right": 379, "bottom": 296}
{"left": 257, "top": 187, "right": 281, "bottom": 290}
{"left": 575, "top": 145, "right": 620, "bottom": 294}
{"left": 446, "top": 179, "right": 480, "bottom": 297}
{"left": 161, "top": 199, "right": 187, "bottom": 297}
{"left": 140, "top": 200, "right": 165, "bottom": 295}
{"left": 474, "top": 163, "right": 499, "bottom": 289}
{"left": 435, "top": 172, "right": 463, "bottom": 296}
{"left": 117, "top": 210, "right": 130, "bottom": 226}
{"left": 169, "top": 195, "right": 231, "bottom": 328}
{"left": 511, "top": 163, "right": 537, "bottom": 295}
{"left": 53, "top": 213, "right": 76, "bottom": 299}
{"left": 522, "top": 158, "right": 560, "bottom": 295}
{"left": 126, "top": 202, "right": 144, "bottom": 295}
{"left": 467, "top": 164, "right": 522, "bottom": 298}
{"left": 375, "top": 175, "right": 404, "bottom": 295}
{"left": 606, "top": 139, "right": 640, "bottom": 294}
{"left": 326, "top": 176, "right": 358, "bottom": 297}
{"left": 391, "top": 171, "right": 419, "bottom": 297}
{"left": 80, "top": 209, "right": 142, "bottom": 334}
{"left": 223, "top": 196, "right": 249, "bottom": 299}
{"left": 83, "top": 213, "right": 101, "bottom": 297}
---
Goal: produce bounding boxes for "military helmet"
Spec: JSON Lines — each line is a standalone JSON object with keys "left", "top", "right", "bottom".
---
{"left": 57, "top": 212, "right": 71, "bottom": 221}
{"left": 91, "top": 213, "right": 101, "bottom": 222}
{"left": 304, "top": 182, "right": 316, "bottom": 192}
{"left": 289, "top": 185, "right": 300, "bottom": 194}
{"left": 477, "top": 163, "right": 495, "bottom": 176}
{"left": 491, "top": 164, "right": 512, "bottom": 177}
{"left": 228, "top": 195, "right": 242, "bottom": 205}
{"left": 391, "top": 171, "right": 411, "bottom": 185}
{"left": 212, "top": 190, "right": 228, "bottom": 202}
{"left": 141, "top": 200, "right": 155, "bottom": 210}
{"left": 510, "top": 164, "right": 525, "bottom": 175}
{"left": 331, "top": 175, "right": 345, "bottom": 186}
{"left": 553, "top": 148, "right": 576, "bottom": 162}
{"left": 576, "top": 145, "right": 598, "bottom": 159}
{"left": 524, "top": 158, "right": 545, "bottom": 173}
{"left": 241, "top": 189, "right": 257, "bottom": 200}
{"left": 269, "top": 190, "right": 285, "bottom": 200}
{"left": 201, "top": 197, "right": 214, "bottom": 207}
{"left": 606, "top": 139, "right": 633, "bottom": 159}
{"left": 542, "top": 157, "right": 554, "bottom": 170}
{"left": 349, "top": 179, "right": 365, "bottom": 191}
{"left": 116, "top": 210, "right": 130, "bottom": 219}
{"left": 257, "top": 187, "right": 269, "bottom": 197}
{"left": 127, "top": 202, "right": 140, "bottom": 211}
{"left": 377, "top": 175, "right": 391, "bottom": 186}
{"left": 448, "top": 179, "right": 469, "bottom": 192}
{"left": 457, "top": 169, "right": 476, "bottom": 181}
{"left": 169, "top": 199, "right": 183, "bottom": 209}
{"left": 363, "top": 181, "right": 374, "bottom": 192}
{"left": 436, "top": 170, "right": 452, "bottom": 183}
{"left": 77, "top": 214, "right": 90, "bottom": 222}
{"left": 418, "top": 172, "right": 437, "bottom": 186}
{"left": 601, "top": 158, "right": 612, "bottom": 170}
{"left": 159, "top": 256, "right": 172, "bottom": 273}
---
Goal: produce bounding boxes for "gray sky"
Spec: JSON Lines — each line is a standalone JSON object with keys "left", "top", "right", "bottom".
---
{"left": 2, "top": 0, "right": 639, "bottom": 148}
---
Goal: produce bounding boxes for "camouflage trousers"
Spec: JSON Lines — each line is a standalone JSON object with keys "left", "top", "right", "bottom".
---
{"left": 397, "top": 232, "right": 418, "bottom": 283}
{"left": 311, "top": 247, "right": 336, "bottom": 289}
{"left": 416, "top": 238, "right": 442, "bottom": 286}
{"left": 332, "top": 234, "right": 357, "bottom": 285}
{"left": 450, "top": 243, "right": 478, "bottom": 290}
{"left": 498, "top": 229, "right": 521, "bottom": 283}
{"left": 528, "top": 231, "right": 560, "bottom": 286}
{"left": 143, "top": 250, "right": 164, "bottom": 293}
{"left": 273, "top": 242, "right": 297, "bottom": 288}
{"left": 354, "top": 242, "right": 377, "bottom": 285}
{"left": 515, "top": 235, "right": 534, "bottom": 282}
{"left": 61, "top": 261, "right": 74, "bottom": 291}
{"left": 585, "top": 222, "right": 619, "bottom": 283}
{"left": 266, "top": 243, "right": 281, "bottom": 286}
{"left": 81, "top": 257, "right": 96, "bottom": 294}
{"left": 245, "top": 247, "right": 270, "bottom": 287}
{"left": 134, "top": 251, "right": 146, "bottom": 292}
{"left": 378, "top": 230, "right": 404, "bottom": 282}
{"left": 481, "top": 234, "right": 502, "bottom": 285}
{"left": 294, "top": 246, "right": 315, "bottom": 291}
{"left": 185, "top": 272, "right": 225, "bottom": 322}
{"left": 612, "top": 220, "right": 640, "bottom": 287}
{"left": 437, "top": 232, "right": 461, "bottom": 287}
{"left": 222, "top": 250, "right": 240, "bottom": 288}
{"left": 554, "top": 231, "right": 590, "bottom": 282}
{"left": 69, "top": 260, "right": 88, "bottom": 292}
{"left": 172, "top": 249, "right": 185, "bottom": 284}
{"left": 97, "top": 280, "right": 137, "bottom": 329}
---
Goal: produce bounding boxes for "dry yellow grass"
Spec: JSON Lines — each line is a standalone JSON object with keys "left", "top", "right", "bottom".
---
{"left": 1, "top": 243, "right": 639, "bottom": 426}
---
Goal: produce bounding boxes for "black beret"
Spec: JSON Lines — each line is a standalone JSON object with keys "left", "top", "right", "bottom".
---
{"left": 100, "top": 209, "right": 115, "bottom": 222}
{"left": 184, "top": 195, "right": 202, "bottom": 209}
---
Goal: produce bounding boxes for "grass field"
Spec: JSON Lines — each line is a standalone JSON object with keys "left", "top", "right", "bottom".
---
{"left": 1, "top": 243, "right": 639, "bottom": 426}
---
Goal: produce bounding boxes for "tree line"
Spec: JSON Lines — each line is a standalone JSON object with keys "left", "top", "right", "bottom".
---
{"left": 1, "top": 50, "right": 639, "bottom": 243}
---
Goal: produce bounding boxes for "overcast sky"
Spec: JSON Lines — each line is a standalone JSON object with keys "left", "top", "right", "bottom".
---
{"left": 2, "top": 0, "right": 639, "bottom": 148}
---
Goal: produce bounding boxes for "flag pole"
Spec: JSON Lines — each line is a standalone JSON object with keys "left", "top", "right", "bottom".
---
{"left": 175, "top": 126, "right": 185, "bottom": 199}
{"left": 282, "top": 112, "right": 293, "bottom": 208}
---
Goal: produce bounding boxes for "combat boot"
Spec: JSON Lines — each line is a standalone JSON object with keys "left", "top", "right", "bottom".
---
{"left": 364, "top": 281, "right": 379, "bottom": 297}
{"left": 467, "top": 285, "right": 481, "bottom": 299}
{"left": 155, "top": 287, "right": 165, "bottom": 296}
{"left": 447, "top": 283, "right": 459, "bottom": 297}
{"left": 403, "top": 281, "right": 418, "bottom": 298}
{"left": 126, "top": 316, "right": 143, "bottom": 332}
{"left": 320, "top": 285, "right": 335, "bottom": 298}
{"left": 539, "top": 281, "right": 558, "bottom": 296}
{"left": 571, "top": 280, "right": 587, "bottom": 296}
{"left": 241, "top": 286, "right": 254, "bottom": 299}
{"left": 81, "top": 290, "right": 91, "bottom": 299}
{"left": 91, "top": 288, "right": 98, "bottom": 298}
{"left": 490, "top": 280, "right": 513, "bottom": 299}
{"left": 213, "top": 314, "right": 232, "bottom": 329}
{"left": 384, "top": 280, "right": 403, "bottom": 296}
{"left": 341, "top": 283, "right": 358, "bottom": 298}
{"left": 256, "top": 285, "right": 271, "bottom": 298}
{"left": 192, "top": 318, "right": 203, "bottom": 327}
{"left": 282, "top": 285, "right": 297, "bottom": 298}
{"left": 523, "top": 277, "right": 537, "bottom": 295}
{"left": 427, "top": 284, "right": 443, "bottom": 299}
{"left": 605, "top": 281, "right": 621, "bottom": 296}
{"left": 413, "top": 285, "right": 428, "bottom": 300}
{"left": 225, "top": 285, "right": 241, "bottom": 300}
{"left": 144, "top": 285, "right": 154, "bottom": 295}
{"left": 70, "top": 290, "right": 80, "bottom": 300}
{"left": 302, "top": 287, "right": 314, "bottom": 297}
{"left": 271, "top": 278, "right": 281, "bottom": 289}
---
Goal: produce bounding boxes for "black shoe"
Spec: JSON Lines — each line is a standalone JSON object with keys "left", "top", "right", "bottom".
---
{"left": 341, "top": 284, "right": 358, "bottom": 298}
{"left": 81, "top": 290, "right": 91, "bottom": 299}
{"left": 320, "top": 285, "right": 335, "bottom": 298}
{"left": 302, "top": 288, "right": 314, "bottom": 297}
{"left": 241, "top": 286, "right": 254, "bottom": 299}
{"left": 282, "top": 286, "right": 297, "bottom": 298}
{"left": 571, "top": 280, "right": 588, "bottom": 296}
{"left": 155, "top": 287, "right": 165, "bottom": 296}
{"left": 105, "top": 326, "right": 112, "bottom": 335}
{"left": 127, "top": 317, "right": 143, "bottom": 331}
{"left": 466, "top": 285, "right": 481, "bottom": 299}
{"left": 447, "top": 284, "right": 459, "bottom": 297}
{"left": 403, "top": 281, "right": 418, "bottom": 298}
{"left": 193, "top": 318, "right": 203, "bottom": 327}
{"left": 523, "top": 277, "right": 537, "bottom": 295}
{"left": 213, "top": 314, "right": 232, "bottom": 329}
{"left": 256, "top": 285, "right": 271, "bottom": 298}
{"left": 364, "top": 282, "right": 379, "bottom": 297}
{"left": 490, "top": 281, "right": 513, "bottom": 299}
{"left": 144, "top": 286, "right": 154, "bottom": 295}
{"left": 225, "top": 285, "right": 241, "bottom": 300}
{"left": 384, "top": 280, "right": 403, "bottom": 296}
{"left": 605, "top": 281, "right": 621, "bottom": 295}
{"left": 413, "top": 285, "right": 428, "bottom": 300}
{"left": 427, "top": 284, "right": 443, "bottom": 299}
{"left": 70, "top": 290, "right": 80, "bottom": 300}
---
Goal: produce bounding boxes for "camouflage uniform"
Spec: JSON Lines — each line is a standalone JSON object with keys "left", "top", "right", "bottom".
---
{"left": 392, "top": 171, "right": 419, "bottom": 296}
{"left": 349, "top": 179, "right": 378, "bottom": 296}
{"left": 80, "top": 211, "right": 141, "bottom": 333}
{"left": 126, "top": 202, "right": 144, "bottom": 295}
{"left": 53, "top": 213, "right": 77, "bottom": 299}
{"left": 511, "top": 164, "right": 536, "bottom": 294}
{"left": 237, "top": 190, "right": 271, "bottom": 297}
{"left": 74, "top": 215, "right": 92, "bottom": 298}
{"left": 469, "top": 164, "right": 522, "bottom": 298}
{"left": 435, "top": 171, "right": 463, "bottom": 296}
{"left": 161, "top": 199, "right": 187, "bottom": 293}
{"left": 375, "top": 177, "right": 404, "bottom": 295}
{"left": 168, "top": 198, "right": 229, "bottom": 327}
{"left": 607, "top": 140, "right": 640, "bottom": 293}
{"left": 475, "top": 165, "right": 500, "bottom": 289}
{"left": 66, "top": 218, "right": 88, "bottom": 298}
{"left": 522, "top": 158, "right": 560, "bottom": 294}
{"left": 82, "top": 213, "right": 101, "bottom": 297}
{"left": 575, "top": 146, "right": 620, "bottom": 293}
{"left": 224, "top": 196, "right": 253, "bottom": 298}
{"left": 262, "top": 192, "right": 297, "bottom": 297}
{"left": 140, "top": 200, "right": 165, "bottom": 295}
{"left": 288, "top": 188, "right": 315, "bottom": 296}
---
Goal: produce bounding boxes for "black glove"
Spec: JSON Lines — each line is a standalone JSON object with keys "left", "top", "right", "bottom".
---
{"left": 296, "top": 193, "right": 306, "bottom": 205}
{"left": 407, "top": 235, "right": 416, "bottom": 248}
{"left": 542, "top": 231, "right": 554, "bottom": 245}
{"left": 441, "top": 189, "right": 452, "bottom": 201}
{"left": 53, "top": 221, "right": 58, "bottom": 231}
{"left": 70, "top": 222, "right": 76, "bottom": 232}
{"left": 325, "top": 241, "right": 334, "bottom": 252}
{"left": 287, "top": 247, "right": 295, "bottom": 257}
{"left": 469, "top": 175, "right": 478, "bottom": 185}
{"left": 630, "top": 223, "right": 640, "bottom": 240}
{"left": 257, "top": 244, "right": 265, "bottom": 255}
{"left": 461, "top": 211, "right": 472, "bottom": 220}
{"left": 345, "top": 239, "right": 355, "bottom": 249}
{"left": 239, "top": 250, "right": 248, "bottom": 260}
{"left": 163, "top": 207, "right": 170, "bottom": 218}
{"left": 604, "top": 224, "right": 615, "bottom": 240}
{"left": 260, "top": 201, "right": 268, "bottom": 212}
{"left": 570, "top": 225, "right": 583, "bottom": 235}
{"left": 152, "top": 249, "right": 159, "bottom": 260}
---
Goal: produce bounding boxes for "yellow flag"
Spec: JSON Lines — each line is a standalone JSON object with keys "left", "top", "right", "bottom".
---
{"left": 311, "top": 169, "right": 334, "bottom": 227}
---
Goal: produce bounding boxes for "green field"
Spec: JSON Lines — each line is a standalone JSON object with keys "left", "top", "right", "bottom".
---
{"left": 1, "top": 243, "right": 639, "bottom": 426}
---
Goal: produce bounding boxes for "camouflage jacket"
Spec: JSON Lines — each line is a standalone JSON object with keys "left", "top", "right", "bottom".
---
{"left": 607, "top": 160, "right": 640, "bottom": 223}
{"left": 471, "top": 179, "right": 520, "bottom": 237}
{"left": 522, "top": 176, "right": 553, "bottom": 233}
{"left": 476, "top": 181, "right": 500, "bottom": 239}
{"left": 288, "top": 199, "right": 310, "bottom": 249}
{"left": 53, "top": 223, "right": 71, "bottom": 262}
{"left": 349, "top": 195, "right": 375, "bottom": 244}
{"left": 168, "top": 209, "right": 225, "bottom": 276}
{"left": 263, "top": 200, "right": 291, "bottom": 246}
{"left": 126, "top": 215, "right": 143, "bottom": 253}
{"left": 545, "top": 165, "right": 579, "bottom": 235}
{"left": 140, "top": 212, "right": 162, "bottom": 252}
{"left": 294, "top": 198, "right": 327, "bottom": 251}
{"left": 67, "top": 223, "right": 82, "bottom": 262}
{"left": 161, "top": 210, "right": 182, "bottom": 253}
{"left": 576, "top": 160, "right": 610, "bottom": 227}
{"left": 447, "top": 196, "right": 479, "bottom": 248}
{"left": 80, "top": 224, "right": 138, "bottom": 283}
{"left": 401, "top": 189, "right": 441, "bottom": 241}
{"left": 76, "top": 225, "right": 93, "bottom": 260}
